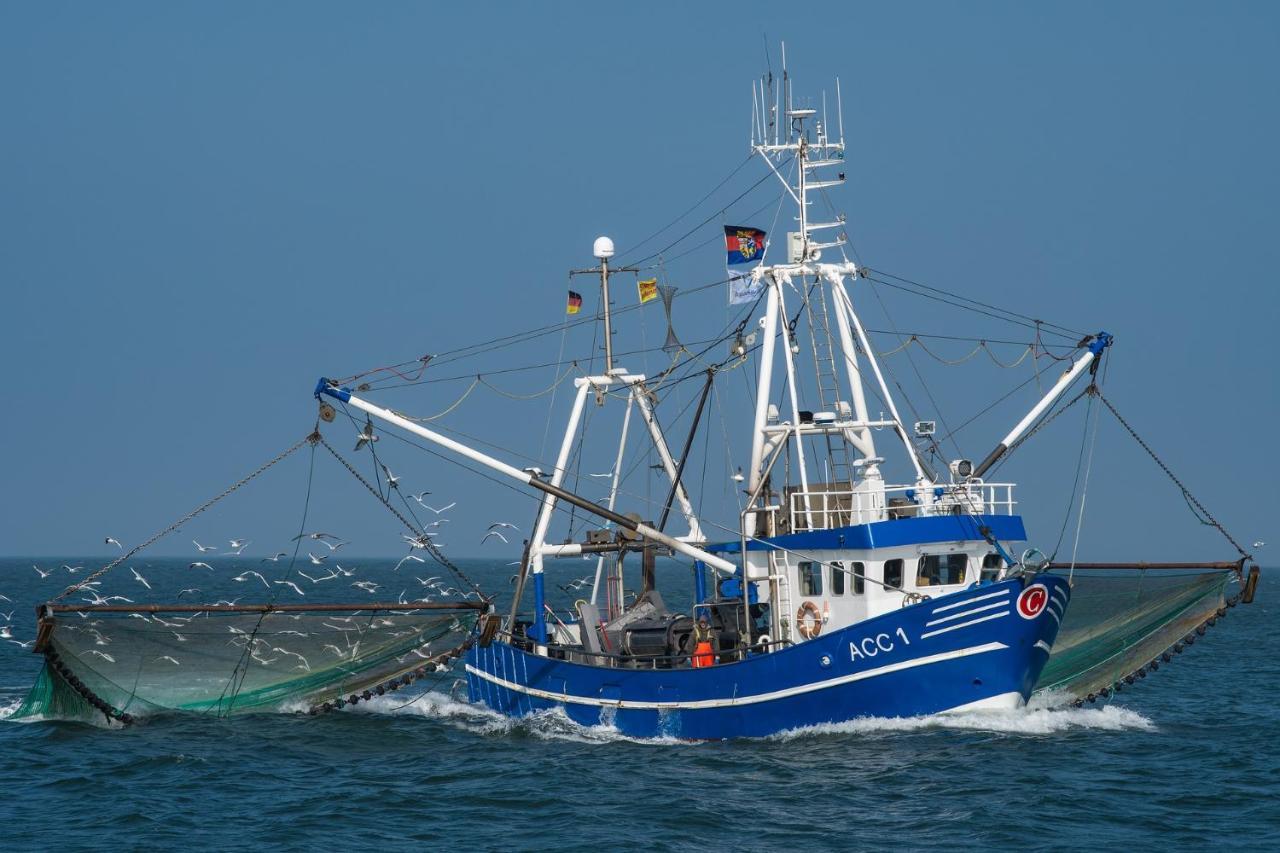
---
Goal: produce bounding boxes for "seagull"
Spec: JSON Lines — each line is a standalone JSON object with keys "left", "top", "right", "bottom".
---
{"left": 488, "top": 522, "right": 519, "bottom": 532}
{"left": 233, "top": 571, "right": 271, "bottom": 588}
{"left": 176, "top": 588, "right": 201, "bottom": 599}
{"left": 274, "top": 580, "right": 305, "bottom": 597}
{"left": 1253, "top": 541, "right": 1265, "bottom": 549}
{"left": 354, "top": 420, "right": 378, "bottom": 451}
{"left": 318, "top": 539, "right": 348, "bottom": 552}
{"left": 189, "top": 561, "right": 214, "bottom": 571}
{"left": 402, "top": 534, "right": 435, "bottom": 551}
{"left": 261, "top": 552, "right": 289, "bottom": 562}
{"left": 395, "top": 554, "right": 426, "bottom": 572}
{"left": 227, "top": 539, "right": 251, "bottom": 555}
{"left": 171, "top": 631, "right": 189, "bottom": 642}
{"left": 731, "top": 467, "right": 746, "bottom": 483}
{"left": 587, "top": 471, "right": 614, "bottom": 479}
{"left": 105, "top": 536, "right": 124, "bottom": 550}
{"left": 481, "top": 530, "right": 508, "bottom": 545}
{"left": 307, "top": 552, "right": 328, "bottom": 565}
{"left": 62, "top": 564, "right": 83, "bottom": 573}
{"left": 0, "top": 626, "right": 11, "bottom": 640}
{"left": 417, "top": 501, "right": 455, "bottom": 515}
{"left": 7, "top": 639, "right": 34, "bottom": 649}
{"left": 352, "top": 581, "right": 380, "bottom": 593}
{"left": 33, "top": 564, "right": 52, "bottom": 579}
{"left": 193, "top": 540, "right": 218, "bottom": 553}
{"left": 414, "top": 575, "right": 442, "bottom": 587}
{"left": 155, "top": 655, "right": 181, "bottom": 666}
{"left": 381, "top": 464, "right": 400, "bottom": 490}
{"left": 409, "top": 490, "right": 431, "bottom": 501}
{"left": 293, "top": 531, "right": 345, "bottom": 543}
{"left": 130, "top": 567, "right": 152, "bottom": 590}
{"left": 332, "top": 563, "right": 355, "bottom": 577}
{"left": 298, "top": 569, "right": 339, "bottom": 584}
{"left": 86, "top": 650, "right": 116, "bottom": 663}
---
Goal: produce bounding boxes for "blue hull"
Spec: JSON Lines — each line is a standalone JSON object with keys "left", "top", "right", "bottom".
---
{"left": 466, "top": 575, "right": 1069, "bottom": 739}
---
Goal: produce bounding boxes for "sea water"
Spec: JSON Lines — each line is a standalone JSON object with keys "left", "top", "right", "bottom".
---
{"left": 1, "top": 556, "right": 1275, "bottom": 851}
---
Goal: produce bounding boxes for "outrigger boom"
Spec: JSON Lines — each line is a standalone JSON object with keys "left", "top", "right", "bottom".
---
{"left": 314, "top": 380, "right": 739, "bottom": 577}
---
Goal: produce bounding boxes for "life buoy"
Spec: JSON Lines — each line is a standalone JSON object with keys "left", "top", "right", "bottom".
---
{"left": 797, "top": 601, "right": 823, "bottom": 639}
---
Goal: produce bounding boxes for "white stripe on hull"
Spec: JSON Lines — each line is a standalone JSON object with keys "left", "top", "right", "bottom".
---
{"left": 919, "top": 610, "right": 1009, "bottom": 640}
{"left": 466, "top": 641, "right": 1009, "bottom": 711}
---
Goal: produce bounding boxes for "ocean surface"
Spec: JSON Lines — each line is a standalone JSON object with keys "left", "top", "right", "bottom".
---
{"left": 1, "top": 555, "right": 1276, "bottom": 851}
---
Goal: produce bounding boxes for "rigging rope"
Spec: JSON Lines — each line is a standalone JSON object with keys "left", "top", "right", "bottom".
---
{"left": 315, "top": 436, "right": 487, "bottom": 597}
{"left": 1095, "top": 392, "right": 1252, "bottom": 560}
{"left": 53, "top": 432, "right": 316, "bottom": 601}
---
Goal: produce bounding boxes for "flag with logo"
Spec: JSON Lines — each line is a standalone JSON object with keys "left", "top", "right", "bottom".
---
{"left": 727, "top": 268, "right": 765, "bottom": 305}
{"left": 725, "top": 225, "right": 767, "bottom": 265}
{"left": 637, "top": 278, "right": 659, "bottom": 304}
{"left": 566, "top": 290, "right": 583, "bottom": 315}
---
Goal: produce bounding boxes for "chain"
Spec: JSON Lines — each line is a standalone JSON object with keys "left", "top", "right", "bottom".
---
{"left": 54, "top": 432, "right": 317, "bottom": 601}
{"left": 1096, "top": 392, "right": 1250, "bottom": 559}
{"left": 315, "top": 436, "right": 486, "bottom": 597}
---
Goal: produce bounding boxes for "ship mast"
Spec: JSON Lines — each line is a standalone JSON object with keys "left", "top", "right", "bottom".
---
{"left": 746, "top": 55, "right": 928, "bottom": 514}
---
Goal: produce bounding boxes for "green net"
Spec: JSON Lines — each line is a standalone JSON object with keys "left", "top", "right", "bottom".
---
{"left": 1034, "top": 569, "right": 1232, "bottom": 700}
{"left": 10, "top": 605, "right": 478, "bottom": 722}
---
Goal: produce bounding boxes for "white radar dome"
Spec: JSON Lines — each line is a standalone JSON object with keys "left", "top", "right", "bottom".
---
{"left": 593, "top": 236, "right": 615, "bottom": 259}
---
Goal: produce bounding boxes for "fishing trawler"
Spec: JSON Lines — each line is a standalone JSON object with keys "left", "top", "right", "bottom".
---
{"left": 14, "top": 59, "right": 1258, "bottom": 737}
{"left": 313, "top": 65, "right": 1251, "bottom": 739}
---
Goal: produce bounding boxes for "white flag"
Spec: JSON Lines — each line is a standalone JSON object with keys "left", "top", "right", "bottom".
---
{"left": 728, "top": 267, "right": 764, "bottom": 305}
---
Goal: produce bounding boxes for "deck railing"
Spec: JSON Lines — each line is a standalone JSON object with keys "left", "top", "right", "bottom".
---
{"left": 788, "top": 481, "right": 1016, "bottom": 531}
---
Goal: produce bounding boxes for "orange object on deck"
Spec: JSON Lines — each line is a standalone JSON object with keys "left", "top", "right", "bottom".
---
{"left": 692, "top": 640, "right": 714, "bottom": 668}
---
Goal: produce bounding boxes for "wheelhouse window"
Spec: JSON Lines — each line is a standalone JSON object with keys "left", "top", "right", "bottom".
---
{"left": 852, "top": 561, "right": 865, "bottom": 595}
{"left": 981, "top": 553, "right": 1004, "bottom": 583}
{"left": 798, "top": 561, "right": 823, "bottom": 596}
{"left": 917, "top": 554, "right": 968, "bottom": 587}
{"left": 831, "top": 562, "right": 846, "bottom": 596}
{"left": 884, "top": 559, "right": 903, "bottom": 589}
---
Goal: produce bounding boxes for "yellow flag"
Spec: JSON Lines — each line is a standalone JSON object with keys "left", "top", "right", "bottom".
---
{"left": 637, "top": 278, "right": 659, "bottom": 304}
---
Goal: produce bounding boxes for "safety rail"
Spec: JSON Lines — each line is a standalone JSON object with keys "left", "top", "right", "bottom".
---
{"left": 499, "top": 626, "right": 791, "bottom": 668}
{"left": 788, "top": 481, "right": 1017, "bottom": 531}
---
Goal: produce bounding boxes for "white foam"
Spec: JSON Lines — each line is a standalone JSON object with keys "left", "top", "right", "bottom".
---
{"left": 355, "top": 690, "right": 690, "bottom": 745}
{"left": 771, "top": 701, "right": 1154, "bottom": 740}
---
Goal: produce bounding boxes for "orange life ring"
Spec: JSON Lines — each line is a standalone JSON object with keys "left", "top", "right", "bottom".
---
{"left": 797, "top": 601, "right": 823, "bottom": 639}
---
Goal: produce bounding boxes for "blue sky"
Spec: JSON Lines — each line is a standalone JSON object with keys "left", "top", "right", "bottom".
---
{"left": 3, "top": 2, "right": 1276, "bottom": 563}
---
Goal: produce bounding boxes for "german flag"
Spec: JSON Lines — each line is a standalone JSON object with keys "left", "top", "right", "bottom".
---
{"left": 637, "top": 278, "right": 658, "bottom": 304}
{"left": 567, "top": 290, "right": 583, "bottom": 315}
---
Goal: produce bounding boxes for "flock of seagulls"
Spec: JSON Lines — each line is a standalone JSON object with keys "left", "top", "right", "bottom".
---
{"left": 3, "top": 447, "right": 530, "bottom": 660}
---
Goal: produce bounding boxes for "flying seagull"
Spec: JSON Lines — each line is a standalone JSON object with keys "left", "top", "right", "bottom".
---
{"left": 381, "top": 464, "right": 400, "bottom": 490}
{"left": 130, "top": 567, "right": 152, "bottom": 590}
{"left": 488, "top": 522, "right": 519, "bottom": 532}
{"left": 307, "top": 552, "right": 328, "bottom": 565}
{"left": 481, "top": 530, "right": 508, "bottom": 545}
{"left": 189, "top": 561, "right": 214, "bottom": 571}
{"left": 417, "top": 501, "right": 455, "bottom": 515}
{"left": 261, "top": 552, "right": 288, "bottom": 562}
{"left": 293, "top": 531, "right": 345, "bottom": 543}
{"left": 274, "top": 580, "right": 306, "bottom": 597}
{"left": 355, "top": 420, "right": 378, "bottom": 451}
{"left": 105, "top": 537, "right": 124, "bottom": 550}
{"left": 394, "top": 554, "right": 426, "bottom": 572}
{"left": 227, "top": 539, "right": 251, "bottom": 555}
{"left": 193, "top": 540, "right": 218, "bottom": 553}
{"left": 33, "top": 564, "right": 52, "bottom": 579}
{"left": 233, "top": 571, "right": 271, "bottom": 588}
